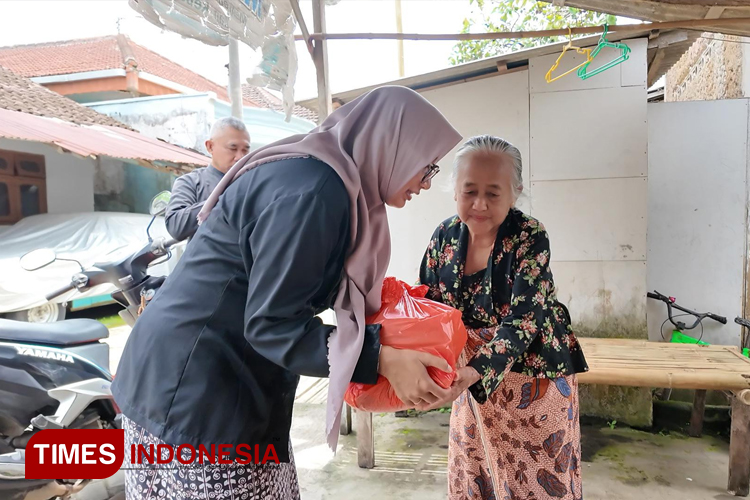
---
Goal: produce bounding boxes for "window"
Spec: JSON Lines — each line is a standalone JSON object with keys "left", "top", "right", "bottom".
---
{"left": 0, "top": 148, "right": 47, "bottom": 224}
{"left": 0, "top": 149, "right": 12, "bottom": 175}
{"left": 0, "top": 183, "right": 9, "bottom": 217}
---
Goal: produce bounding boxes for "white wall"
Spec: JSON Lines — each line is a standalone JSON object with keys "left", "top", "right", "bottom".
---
{"left": 389, "top": 40, "right": 648, "bottom": 336}
{"left": 0, "top": 138, "right": 95, "bottom": 216}
{"left": 528, "top": 39, "right": 652, "bottom": 425}
{"left": 647, "top": 99, "right": 749, "bottom": 346}
{"left": 528, "top": 38, "right": 649, "bottom": 334}
{"left": 387, "top": 38, "right": 650, "bottom": 334}
{"left": 387, "top": 39, "right": 651, "bottom": 328}
{"left": 743, "top": 40, "right": 750, "bottom": 98}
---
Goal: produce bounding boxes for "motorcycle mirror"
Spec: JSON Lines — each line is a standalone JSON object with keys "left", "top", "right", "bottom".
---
{"left": 19, "top": 248, "right": 57, "bottom": 271}
{"left": 150, "top": 190, "right": 172, "bottom": 216}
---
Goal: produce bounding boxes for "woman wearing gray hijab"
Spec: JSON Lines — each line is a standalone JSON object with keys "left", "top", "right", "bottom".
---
{"left": 112, "top": 86, "right": 463, "bottom": 499}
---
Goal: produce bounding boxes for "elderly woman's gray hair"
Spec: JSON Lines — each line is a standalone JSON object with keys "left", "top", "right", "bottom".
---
{"left": 452, "top": 135, "right": 524, "bottom": 199}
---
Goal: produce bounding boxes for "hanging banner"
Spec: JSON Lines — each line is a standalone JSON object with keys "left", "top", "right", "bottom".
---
{"left": 129, "top": 0, "right": 299, "bottom": 121}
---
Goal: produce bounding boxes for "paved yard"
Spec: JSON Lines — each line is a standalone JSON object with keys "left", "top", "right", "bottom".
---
{"left": 293, "top": 405, "right": 734, "bottom": 500}
{"left": 101, "top": 325, "right": 736, "bottom": 500}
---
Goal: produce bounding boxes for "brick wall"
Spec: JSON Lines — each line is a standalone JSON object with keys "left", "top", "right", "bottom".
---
{"left": 666, "top": 33, "right": 745, "bottom": 102}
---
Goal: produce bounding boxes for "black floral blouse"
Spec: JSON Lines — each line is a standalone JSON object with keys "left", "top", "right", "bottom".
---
{"left": 418, "top": 209, "right": 588, "bottom": 404}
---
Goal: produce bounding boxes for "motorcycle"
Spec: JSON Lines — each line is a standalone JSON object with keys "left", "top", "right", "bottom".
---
{"left": 0, "top": 191, "right": 178, "bottom": 500}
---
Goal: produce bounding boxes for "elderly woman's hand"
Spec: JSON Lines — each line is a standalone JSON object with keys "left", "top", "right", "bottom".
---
{"left": 414, "top": 366, "right": 482, "bottom": 412}
{"left": 378, "top": 346, "right": 453, "bottom": 408}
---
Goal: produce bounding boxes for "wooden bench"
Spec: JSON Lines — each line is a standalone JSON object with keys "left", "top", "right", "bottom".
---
{"left": 346, "top": 338, "right": 750, "bottom": 497}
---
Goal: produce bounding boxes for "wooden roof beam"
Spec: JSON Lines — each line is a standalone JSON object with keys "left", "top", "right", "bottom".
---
{"left": 537, "top": 1, "right": 750, "bottom": 37}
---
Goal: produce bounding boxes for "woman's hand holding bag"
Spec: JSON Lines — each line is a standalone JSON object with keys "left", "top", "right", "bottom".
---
{"left": 345, "top": 278, "right": 468, "bottom": 412}
{"left": 377, "top": 346, "right": 453, "bottom": 407}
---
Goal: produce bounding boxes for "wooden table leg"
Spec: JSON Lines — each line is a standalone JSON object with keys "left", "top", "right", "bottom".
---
{"left": 728, "top": 393, "right": 750, "bottom": 496}
{"left": 689, "top": 390, "right": 707, "bottom": 438}
{"left": 356, "top": 410, "right": 374, "bottom": 469}
{"left": 340, "top": 404, "right": 352, "bottom": 435}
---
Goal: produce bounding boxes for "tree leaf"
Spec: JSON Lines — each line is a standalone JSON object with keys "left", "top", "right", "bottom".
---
{"left": 450, "top": 0, "right": 611, "bottom": 66}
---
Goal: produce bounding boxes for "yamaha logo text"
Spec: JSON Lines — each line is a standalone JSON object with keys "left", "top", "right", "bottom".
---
{"left": 15, "top": 346, "right": 74, "bottom": 363}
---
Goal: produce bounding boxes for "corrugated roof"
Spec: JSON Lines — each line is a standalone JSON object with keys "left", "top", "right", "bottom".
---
{"left": 0, "top": 65, "right": 131, "bottom": 130}
{"left": 242, "top": 85, "right": 318, "bottom": 122}
{"left": 0, "top": 107, "right": 208, "bottom": 173}
{"left": 299, "top": 29, "right": 694, "bottom": 111}
{"left": 0, "top": 35, "right": 258, "bottom": 107}
{"left": 0, "top": 37, "right": 123, "bottom": 78}
{"left": 539, "top": 0, "right": 750, "bottom": 38}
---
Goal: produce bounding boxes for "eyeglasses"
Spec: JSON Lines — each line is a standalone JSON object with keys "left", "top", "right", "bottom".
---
{"left": 421, "top": 164, "right": 440, "bottom": 184}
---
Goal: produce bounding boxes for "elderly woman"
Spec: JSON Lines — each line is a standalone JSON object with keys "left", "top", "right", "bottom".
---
{"left": 112, "top": 86, "right": 462, "bottom": 500}
{"left": 418, "top": 135, "right": 589, "bottom": 500}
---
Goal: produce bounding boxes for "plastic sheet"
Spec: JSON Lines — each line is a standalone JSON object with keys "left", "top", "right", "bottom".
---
{"left": 0, "top": 212, "right": 177, "bottom": 314}
{"left": 246, "top": 31, "right": 298, "bottom": 121}
{"left": 344, "top": 277, "right": 468, "bottom": 413}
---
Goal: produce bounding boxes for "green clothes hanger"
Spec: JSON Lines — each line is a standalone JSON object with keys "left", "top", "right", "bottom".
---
{"left": 577, "top": 24, "right": 631, "bottom": 80}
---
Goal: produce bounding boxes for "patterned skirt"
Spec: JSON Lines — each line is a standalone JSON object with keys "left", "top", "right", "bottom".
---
{"left": 122, "top": 416, "right": 300, "bottom": 500}
{"left": 449, "top": 329, "right": 583, "bottom": 500}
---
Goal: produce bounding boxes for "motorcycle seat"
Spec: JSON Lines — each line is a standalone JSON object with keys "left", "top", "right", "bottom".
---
{"left": 0, "top": 318, "right": 109, "bottom": 346}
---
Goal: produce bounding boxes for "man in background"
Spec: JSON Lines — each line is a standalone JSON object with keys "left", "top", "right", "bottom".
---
{"left": 165, "top": 117, "right": 251, "bottom": 242}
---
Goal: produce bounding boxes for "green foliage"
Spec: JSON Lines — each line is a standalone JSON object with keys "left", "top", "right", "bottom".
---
{"left": 450, "top": 0, "right": 617, "bottom": 65}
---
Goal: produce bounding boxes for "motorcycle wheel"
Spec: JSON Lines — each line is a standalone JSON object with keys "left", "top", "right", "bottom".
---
{"left": 7, "top": 303, "right": 66, "bottom": 323}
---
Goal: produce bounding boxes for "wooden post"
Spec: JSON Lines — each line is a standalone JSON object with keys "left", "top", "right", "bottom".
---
{"left": 689, "top": 390, "right": 707, "bottom": 438}
{"left": 394, "top": 0, "right": 404, "bottom": 78}
{"left": 227, "top": 38, "right": 243, "bottom": 120}
{"left": 705, "top": 6, "right": 726, "bottom": 19}
{"left": 311, "top": 0, "right": 331, "bottom": 124}
{"left": 340, "top": 404, "right": 352, "bottom": 435}
{"left": 647, "top": 48, "right": 666, "bottom": 88}
{"left": 356, "top": 410, "right": 374, "bottom": 469}
{"left": 288, "top": 0, "right": 314, "bottom": 56}
{"left": 295, "top": 18, "right": 750, "bottom": 42}
{"left": 728, "top": 393, "right": 750, "bottom": 496}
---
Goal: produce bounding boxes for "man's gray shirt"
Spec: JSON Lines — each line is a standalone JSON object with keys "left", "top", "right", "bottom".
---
{"left": 165, "top": 165, "right": 225, "bottom": 241}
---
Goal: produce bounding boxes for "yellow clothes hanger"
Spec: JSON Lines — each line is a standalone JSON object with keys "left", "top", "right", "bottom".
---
{"left": 545, "top": 28, "right": 594, "bottom": 84}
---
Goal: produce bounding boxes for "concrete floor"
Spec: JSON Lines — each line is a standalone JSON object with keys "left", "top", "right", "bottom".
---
{"left": 292, "top": 404, "right": 735, "bottom": 500}
{"left": 104, "top": 325, "right": 738, "bottom": 500}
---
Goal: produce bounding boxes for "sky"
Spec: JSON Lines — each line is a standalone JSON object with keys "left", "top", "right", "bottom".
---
{"left": 0, "top": 0, "right": 475, "bottom": 101}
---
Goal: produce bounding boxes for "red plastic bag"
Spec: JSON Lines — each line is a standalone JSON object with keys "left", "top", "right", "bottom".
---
{"left": 344, "top": 277, "right": 468, "bottom": 412}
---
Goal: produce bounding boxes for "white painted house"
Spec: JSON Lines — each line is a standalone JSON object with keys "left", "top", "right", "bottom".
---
{"left": 0, "top": 65, "right": 208, "bottom": 227}
{"left": 0, "top": 35, "right": 317, "bottom": 154}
